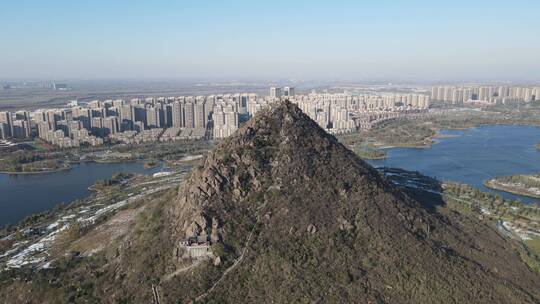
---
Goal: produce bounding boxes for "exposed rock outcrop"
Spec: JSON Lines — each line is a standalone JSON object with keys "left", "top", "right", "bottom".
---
{"left": 162, "top": 100, "right": 540, "bottom": 303}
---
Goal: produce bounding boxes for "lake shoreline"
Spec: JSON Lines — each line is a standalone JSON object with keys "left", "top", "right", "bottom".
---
{"left": 0, "top": 165, "right": 72, "bottom": 175}
{"left": 0, "top": 159, "right": 156, "bottom": 176}
{"left": 368, "top": 124, "right": 540, "bottom": 205}
{"left": 375, "top": 123, "right": 539, "bottom": 151}
{"left": 0, "top": 161, "right": 166, "bottom": 227}
{"left": 484, "top": 180, "right": 540, "bottom": 199}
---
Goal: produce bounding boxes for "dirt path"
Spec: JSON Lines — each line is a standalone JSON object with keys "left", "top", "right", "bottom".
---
{"left": 152, "top": 285, "right": 161, "bottom": 304}
{"left": 194, "top": 203, "right": 266, "bottom": 302}
{"left": 194, "top": 224, "right": 257, "bottom": 302}
{"left": 163, "top": 259, "right": 203, "bottom": 282}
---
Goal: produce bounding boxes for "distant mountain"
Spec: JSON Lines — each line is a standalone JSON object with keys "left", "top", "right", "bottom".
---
{"left": 1, "top": 101, "right": 539, "bottom": 303}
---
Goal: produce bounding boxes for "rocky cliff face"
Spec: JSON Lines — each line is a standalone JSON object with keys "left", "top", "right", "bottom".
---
{"left": 168, "top": 100, "right": 428, "bottom": 257}
{"left": 3, "top": 101, "right": 538, "bottom": 304}
{"left": 162, "top": 100, "right": 540, "bottom": 303}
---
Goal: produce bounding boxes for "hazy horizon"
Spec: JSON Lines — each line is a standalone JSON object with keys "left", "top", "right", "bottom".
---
{"left": 2, "top": 1, "right": 540, "bottom": 81}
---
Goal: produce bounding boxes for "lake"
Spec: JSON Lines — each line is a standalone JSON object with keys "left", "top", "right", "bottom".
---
{"left": 368, "top": 125, "right": 540, "bottom": 204}
{"left": 0, "top": 162, "right": 162, "bottom": 227}
{"left": 2, "top": 125, "right": 540, "bottom": 228}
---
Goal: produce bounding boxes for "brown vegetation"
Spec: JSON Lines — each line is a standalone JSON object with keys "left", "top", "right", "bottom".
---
{"left": 1, "top": 101, "right": 539, "bottom": 303}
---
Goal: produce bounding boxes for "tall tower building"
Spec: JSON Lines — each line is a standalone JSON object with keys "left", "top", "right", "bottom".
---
{"left": 146, "top": 106, "right": 161, "bottom": 128}
{"left": 194, "top": 101, "right": 206, "bottom": 129}
{"left": 534, "top": 87, "right": 540, "bottom": 101}
{"left": 443, "top": 87, "right": 453, "bottom": 102}
{"left": 102, "top": 117, "right": 118, "bottom": 135}
{"left": 437, "top": 87, "right": 445, "bottom": 101}
{"left": 239, "top": 94, "right": 248, "bottom": 114}
{"left": 119, "top": 105, "right": 135, "bottom": 128}
{"left": 0, "top": 111, "right": 13, "bottom": 137}
{"left": 431, "top": 87, "right": 439, "bottom": 100}
{"left": 283, "top": 86, "right": 295, "bottom": 98}
{"left": 184, "top": 101, "right": 195, "bottom": 128}
{"left": 172, "top": 101, "right": 184, "bottom": 127}
{"left": 269, "top": 87, "right": 282, "bottom": 99}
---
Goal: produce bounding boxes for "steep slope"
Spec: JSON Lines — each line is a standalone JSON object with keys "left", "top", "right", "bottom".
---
{"left": 1, "top": 100, "right": 538, "bottom": 303}
{"left": 163, "top": 101, "right": 540, "bottom": 303}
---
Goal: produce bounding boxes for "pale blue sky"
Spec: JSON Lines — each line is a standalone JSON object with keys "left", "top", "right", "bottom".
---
{"left": 1, "top": 0, "right": 539, "bottom": 81}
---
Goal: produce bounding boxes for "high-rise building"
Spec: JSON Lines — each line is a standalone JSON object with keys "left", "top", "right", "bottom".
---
{"left": 56, "top": 120, "right": 70, "bottom": 136}
{"left": 146, "top": 106, "right": 161, "bottom": 128}
{"left": 37, "top": 122, "right": 52, "bottom": 139}
{"left": 431, "top": 87, "right": 439, "bottom": 100}
{"left": 184, "top": 101, "right": 195, "bottom": 128}
{"left": 478, "top": 87, "right": 488, "bottom": 101}
{"left": 452, "top": 89, "right": 463, "bottom": 104}
{"left": 0, "top": 125, "right": 6, "bottom": 139}
{"left": 164, "top": 104, "right": 173, "bottom": 128}
{"left": 269, "top": 87, "right": 282, "bottom": 99}
{"left": 194, "top": 101, "right": 206, "bottom": 129}
{"left": 12, "top": 120, "right": 30, "bottom": 138}
{"left": 283, "top": 86, "right": 295, "bottom": 97}
{"left": 68, "top": 120, "right": 82, "bottom": 137}
{"left": 91, "top": 117, "right": 103, "bottom": 135}
{"left": 119, "top": 105, "right": 134, "bottom": 129}
{"left": 206, "top": 95, "right": 216, "bottom": 119}
{"left": 112, "top": 99, "right": 124, "bottom": 108}
{"left": 213, "top": 102, "right": 239, "bottom": 139}
{"left": 238, "top": 94, "right": 248, "bottom": 114}
{"left": 534, "top": 88, "right": 540, "bottom": 101}
{"left": 437, "top": 87, "right": 445, "bottom": 101}
{"left": 133, "top": 106, "right": 147, "bottom": 128}
{"left": 172, "top": 101, "right": 184, "bottom": 127}
{"left": 102, "top": 117, "right": 118, "bottom": 135}
{"left": 88, "top": 100, "right": 101, "bottom": 109}
{"left": 443, "top": 87, "right": 453, "bottom": 101}
{"left": 0, "top": 111, "right": 13, "bottom": 137}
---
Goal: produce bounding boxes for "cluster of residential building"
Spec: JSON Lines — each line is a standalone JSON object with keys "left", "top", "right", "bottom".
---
{"left": 0, "top": 92, "right": 268, "bottom": 147}
{"left": 431, "top": 86, "right": 540, "bottom": 105}
{"left": 0, "top": 85, "right": 433, "bottom": 147}
{"left": 290, "top": 92, "right": 430, "bottom": 134}
{"left": 0, "top": 111, "right": 31, "bottom": 140}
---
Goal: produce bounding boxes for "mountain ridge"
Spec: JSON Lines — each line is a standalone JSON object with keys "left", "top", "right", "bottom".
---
{"left": 162, "top": 100, "right": 540, "bottom": 303}
{"left": 1, "top": 100, "right": 539, "bottom": 303}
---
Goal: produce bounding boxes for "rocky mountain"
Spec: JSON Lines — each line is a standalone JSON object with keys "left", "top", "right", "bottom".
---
{"left": 1, "top": 100, "right": 539, "bottom": 303}
{"left": 161, "top": 100, "right": 540, "bottom": 303}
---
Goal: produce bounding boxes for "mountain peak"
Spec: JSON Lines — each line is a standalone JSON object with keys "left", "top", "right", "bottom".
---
{"left": 168, "top": 99, "right": 397, "bottom": 239}
{"left": 162, "top": 101, "right": 540, "bottom": 303}
{"left": 228, "top": 99, "right": 336, "bottom": 149}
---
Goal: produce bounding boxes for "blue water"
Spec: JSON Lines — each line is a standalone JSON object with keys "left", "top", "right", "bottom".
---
{"left": 368, "top": 125, "right": 540, "bottom": 204}
{"left": 0, "top": 162, "right": 162, "bottom": 227}
{"left": 2, "top": 125, "right": 539, "bottom": 228}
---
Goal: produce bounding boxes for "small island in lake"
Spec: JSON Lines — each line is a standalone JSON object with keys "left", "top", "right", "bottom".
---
{"left": 0, "top": 151, "right": 71, "bottom": 174}
{"left": 353, "top": 144, "right": 387, "bottom": 160}
{"left": 485, "top": 173, "right": 540, "bottom": 199}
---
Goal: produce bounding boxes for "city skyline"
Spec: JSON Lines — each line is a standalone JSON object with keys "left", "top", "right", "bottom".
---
{"left": 0, "top": 85, "right": 438, "bottom": 146}
{"left": 1, "top": 1, "right": 540, "bottom": 81}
